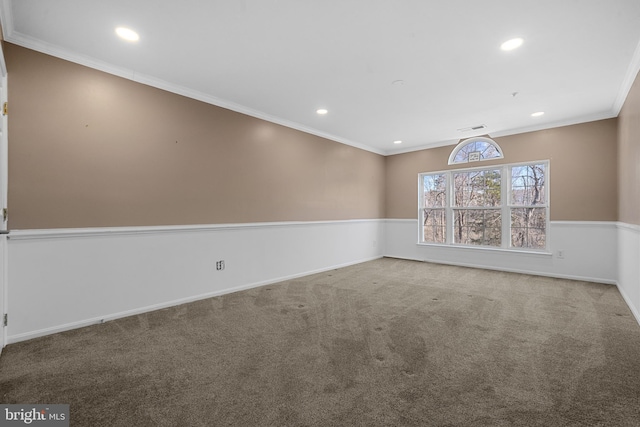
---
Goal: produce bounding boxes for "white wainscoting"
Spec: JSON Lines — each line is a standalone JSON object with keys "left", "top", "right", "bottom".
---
{"left": 8, "top": 218, "right": 636, "bottom": 344}
{"left": 384, "top": 219, "right": 618, "bottom": 284}
{"left": 0, "top": 234, "right": 6, "bottom": 353}
{"left": 7, "top": 220, "right": 385, "bottom": 344}
{"left": 617, "top": 223, "right": 640, "bottom": 325}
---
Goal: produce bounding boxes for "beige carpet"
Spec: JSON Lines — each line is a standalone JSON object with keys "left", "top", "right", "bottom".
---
{"left": 1, "top": 257, "right": 639, "bottom": 426}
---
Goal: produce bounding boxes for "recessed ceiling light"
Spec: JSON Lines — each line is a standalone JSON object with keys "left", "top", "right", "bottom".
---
{"left": 393, "top": 140, "right": 403, "bottom": 144}
{"left": 531, "top": 111, "right": 545, "bottom": 117}
{"left": 500, "top": 38, "right": 523, "bottom": 51}
{"left": 316, "top": 109, "right": 328, "bottom": 115}
{"left": 115, "top": 27, "right": 139, "bottom": 42}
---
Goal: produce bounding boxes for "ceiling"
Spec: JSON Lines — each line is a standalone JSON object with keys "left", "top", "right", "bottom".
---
{"left": 1, "top": 0, "right": 640, "bottom": 155}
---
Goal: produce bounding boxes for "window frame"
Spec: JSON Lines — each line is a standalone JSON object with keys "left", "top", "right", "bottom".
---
{"left": 418, "top": 160, "right": 550, "bottom": 253}
{"left": 448, "top": 137, "right": 504, "bottom": 165}
{"left": 451, "top": 168, "right": 503, "bottom": 247}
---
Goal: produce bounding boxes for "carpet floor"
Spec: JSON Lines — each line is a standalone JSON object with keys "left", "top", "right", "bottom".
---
{"left": 1, "top": 257, "right": 640, "bottom": 426}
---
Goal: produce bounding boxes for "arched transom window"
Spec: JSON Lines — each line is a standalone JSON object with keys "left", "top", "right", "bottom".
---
{"left": 448, "top": 137, "right": 503, "bottom": 165}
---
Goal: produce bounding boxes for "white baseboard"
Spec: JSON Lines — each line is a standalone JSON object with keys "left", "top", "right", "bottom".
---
{"left": 8, "top": 218, "right": 639, "bottom": 344}
{"left": 7, "top": 220, "right": 385, "bottom": 344}
{"left": 617, "top": 281, "right": 640, "bottom": 327}
{"left": 384, "top": 219, "right": 618, "bottom": 284}
{"left": 387, "top": 255, "right": 617, "bottom": 285}
{"left": 617, "top": 223, "right": 640, "bottom": 326}
{"left": 8, "top": 254, "right": 382, "bottom": 344}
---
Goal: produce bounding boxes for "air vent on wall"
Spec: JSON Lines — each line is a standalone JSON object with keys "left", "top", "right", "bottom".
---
{"left": 457, "top": 124, "right": 487, "bottom": 132}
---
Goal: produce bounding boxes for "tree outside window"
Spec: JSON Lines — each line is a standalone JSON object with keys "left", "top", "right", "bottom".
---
{"left": 419, "top": 161, "right": 548, "bottom": 251}
{"left": 453, "top": 169, "right": 502, "bottom": 247}
{"left": 510, "top": 164, "right": 546, "bottom": 249}
{"left": 421, "top": 174, "right": 446, "bottom": 244}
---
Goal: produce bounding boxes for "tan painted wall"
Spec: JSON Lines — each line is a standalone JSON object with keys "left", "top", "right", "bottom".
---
{"left": 5, "top": 43, "right": 386, "bottom": 229}
{"left": 3, "top": 42, "right": 626, "bottom": 229}
{"left": 618, "top": 71, "right": 640, "bottom": 225}
{"left": 386, "top": 119, "right": 618, "bottom": 221}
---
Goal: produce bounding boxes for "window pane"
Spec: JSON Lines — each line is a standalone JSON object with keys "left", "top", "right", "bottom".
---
{"left": 453, "top": 170, "right": 501, "bottom": 207}
{"left": 511, "top": 164, "right": 546, "bottom": 205}
{"left": 480, "top": 143, "right": 499, "bottom": 159}
{"left": 453, "top": 143, "right": 475, "bottom": 163}
{"left": 422, "top": 174, "right": 446, "bottom": 208}
{"left": 453, "top": 209, "right": 501, "bottom": 246}
{"left": 452, "top": 138, "right": 503, "bottom": 164}
{"left": 511, "top": 208, "right": 546, "bottom": 249}
{"left": 423, "top": 208, "right": 446, "bottom": 243}
{"left": 419, "top": 161, "right": 548, "bottom": 251}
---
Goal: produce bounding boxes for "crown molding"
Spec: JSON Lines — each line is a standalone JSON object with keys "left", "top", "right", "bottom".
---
{"left": 0, "top": 0, "right": 14, "bottom": 40}
{"left": 613, "top": 36, "right": 640, "bottom": 114}
{"left": 0, "top": 0, "right": 636, "bottom": 158}
{"left": 0, "top": 28, "right": 627, "bottom": 159}
{"left": 384, "top": 110, "right": 617, "bottom": 156}
{"left": 1, "top": 27, "right": 386, "bottom": 156}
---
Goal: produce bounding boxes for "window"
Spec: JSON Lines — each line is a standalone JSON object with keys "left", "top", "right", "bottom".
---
{"left": 419, "top": 161, "right": 548, "bottom": 251}
{"left": 421, "top": 174, "right": 447, "bottom": 244}
{"left": 448, "top": 137, "right": 503, "bottom": 165}
{"left": 510, "top": 164, "right": 546, "bottom": 249}
{"left": 452, "top": 169, "right": 502, "bottom": 246}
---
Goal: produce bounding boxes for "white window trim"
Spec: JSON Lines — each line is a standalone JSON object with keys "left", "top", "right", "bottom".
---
{"left": 448, "top": 137, "right": 504, "bottom": 165}
{"left": 418, "top": 160, "right": 550, "bottom": 253}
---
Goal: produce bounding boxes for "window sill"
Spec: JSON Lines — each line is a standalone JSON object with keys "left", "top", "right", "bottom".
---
{"left": 416, "top": 242, "right": 553, "bottom": 256}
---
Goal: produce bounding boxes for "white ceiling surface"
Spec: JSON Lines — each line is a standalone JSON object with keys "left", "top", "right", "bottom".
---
{"left": 2, "top": 1, "right": 640, "bottom": 155}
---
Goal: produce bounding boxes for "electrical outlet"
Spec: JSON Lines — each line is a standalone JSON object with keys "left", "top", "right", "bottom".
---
{"left": 216, "top": 260, "right": 225, "bottom": 270}
{"left": 557, "top": 250, "right": 565, "bottom": 259}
